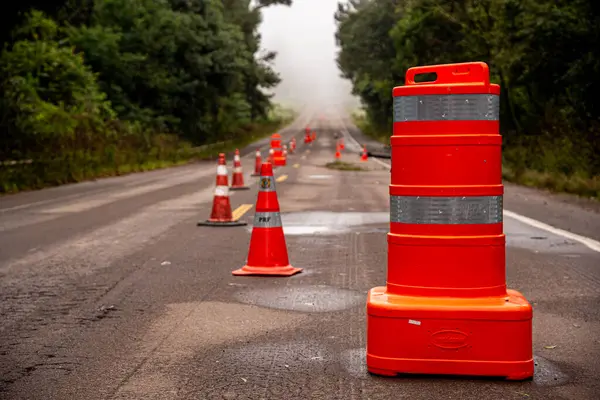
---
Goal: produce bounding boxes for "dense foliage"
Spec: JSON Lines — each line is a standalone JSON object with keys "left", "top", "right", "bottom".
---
{"left": 336, "top": 0, "right": 600, "bottom": 197}
{"left": 0, "top": 0, "right": 292, "bottom": 192}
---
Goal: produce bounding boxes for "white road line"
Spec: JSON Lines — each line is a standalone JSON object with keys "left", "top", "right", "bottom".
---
{"left": 338, "top": 111, "right": 600, "bottom": 254}
{"left": 502, "top": 210, "right": 600, "bottom": 253}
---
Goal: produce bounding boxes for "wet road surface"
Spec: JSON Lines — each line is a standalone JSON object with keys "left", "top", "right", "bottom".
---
{"left": 0, "top": 110, "right": 599, "bottom": 399}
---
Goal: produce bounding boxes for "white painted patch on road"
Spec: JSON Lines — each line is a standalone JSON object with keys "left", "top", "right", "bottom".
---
{"left": 308, "top": 175, "right": 333, "bottom": 179}
{"left": 284, "top": 226, "right": 332, "bottom": 235}
{"left": 250, "top": 211, "right": 389, "bottom": 236}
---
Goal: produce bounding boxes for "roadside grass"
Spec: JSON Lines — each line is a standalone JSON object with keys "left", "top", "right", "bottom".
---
{"left": 0, "top": 107, "right": 296, "bottom": 195}
{"left": 351, "top": 110, "right": 390, "bottom": 145}
{"left": 502, "top": 165, "right": 600, "bottom": 200}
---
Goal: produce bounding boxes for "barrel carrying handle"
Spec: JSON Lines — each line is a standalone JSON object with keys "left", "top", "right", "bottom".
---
{"left": 405, "top": 62, "right": 490, "bottom": 86}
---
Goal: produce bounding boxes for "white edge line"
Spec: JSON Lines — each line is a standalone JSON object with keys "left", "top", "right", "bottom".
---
{"left": 340, "top": 112, "right": 600, "bottom": 254}
{"left": 502, "top": 210, "right": 600, "bottom": 253}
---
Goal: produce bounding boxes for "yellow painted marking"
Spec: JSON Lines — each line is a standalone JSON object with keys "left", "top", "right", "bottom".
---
{"left": 293, "top": 164, "right": 300, "bottom": 168}
{"left": 231, "top": 204, "right": 253, "bottom": 221}
{"left": 276, "top": 175, "right": 288, "bottom": 183}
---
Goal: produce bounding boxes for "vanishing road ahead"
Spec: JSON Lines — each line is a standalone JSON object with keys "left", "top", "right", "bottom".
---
{"left": 1, "top": 110, "right": 599, "bottom": 399}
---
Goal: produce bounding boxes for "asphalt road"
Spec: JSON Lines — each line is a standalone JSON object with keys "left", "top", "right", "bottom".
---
{"left": 0, "top": 110, "right": 599, "bottom": 400}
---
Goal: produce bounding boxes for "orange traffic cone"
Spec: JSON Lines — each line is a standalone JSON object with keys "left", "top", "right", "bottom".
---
{"left": 251, "top": 148, "right": 261, "bottom": 176}
{"left": 232, "top": 162, "right": 302, "bottom": 276}
{"left": 311, "top": 131, "right": 316, "bottom": 142}
{"left": 198, "top": 153, "right": 247, "bottom": 227}
{"left": 339, "top": 137, "right": 345, "bottom": 150}
{"left": 291, "top": 138, "right": 297, "bottom": 152}
{"left": 335, "top": 143, "right": 342, "bottom": 160}
{"left": 288, "top": 141, "right": 294, "bottom": 154}
{"left": 360, "top": 145, "right": 368, "bottom": 162}
{"left": 304, "top": 130, "right": 311, "bottom": 144}
{"left": 230, "top": 149, "right": 249, "bottom": 190}
{"left": 283, "top": 144, "right": 288, "bottom": 160}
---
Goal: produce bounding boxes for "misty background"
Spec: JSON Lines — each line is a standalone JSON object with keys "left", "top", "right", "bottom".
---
{"left": 259, "top": 0, "right": 360, "bottom": 112}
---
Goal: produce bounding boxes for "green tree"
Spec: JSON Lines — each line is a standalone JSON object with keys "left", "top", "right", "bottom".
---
{"left": 0, "top": 10, "right": 114, "bottom": 159}
{"left": 336, "top": 0, "right": 600, "bottom": 193}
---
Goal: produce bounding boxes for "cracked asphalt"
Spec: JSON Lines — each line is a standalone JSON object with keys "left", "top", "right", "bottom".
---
{"left": 0, "top": 110, "right": 599, "bottom": 400}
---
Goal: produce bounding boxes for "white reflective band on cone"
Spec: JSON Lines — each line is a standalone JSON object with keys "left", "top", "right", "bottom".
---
{"left": 234, "top": 155, "right": 240, "bottom": 162}
{"left": 234, "top": 167, "right": 242, "bottom": 173}
{"left": 217, "top": 165, "right": 228, "bottom": 176}
{"left": 253, "top": 211, "right": 282, "bottom": 228}
{"left": 214, "top": 185, "right": 229, "bottom": 197}
{"left": 269, "top": 149, "right": 274, "bottom": 154}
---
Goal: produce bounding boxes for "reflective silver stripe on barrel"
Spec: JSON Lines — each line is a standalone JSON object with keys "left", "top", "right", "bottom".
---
{"left": 393, "top": 94, "right": 500, "bottom": 122}
{"left": 253, "top": 211, "right": 282, "bottom": 228}
{"left": 258, "top": 176, "right": 276, "bottom": 192}
{"left": 390, "top": 195, "right": 503, "bottom": 224}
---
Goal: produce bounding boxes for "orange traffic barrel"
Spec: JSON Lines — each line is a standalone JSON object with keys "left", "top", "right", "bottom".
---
{"left": 270, "top": 133, "right": 282, "bottom": 150}
{"left": 270, "top": 133, "right": 286, "bottom": 166}
{"left": 366, "top": 62, "right": 533, "bottom": 380}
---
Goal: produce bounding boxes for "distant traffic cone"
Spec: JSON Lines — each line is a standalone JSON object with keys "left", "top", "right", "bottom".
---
{"left": 288, "top": 141, "right": 294, "bottom": 154}
{"left": 251, "top": 148, "right": 261, "bottom": 176}
{"left": 339, "top": 137, "right": 345, "bottom": 150}
{"left": 291, "top": 138, "right": 296, "bottom": 152}
{"left": 230, "top": 149, "right": 249, "bottom": 190}
{"left": 335, "top": 143, "right": 342, "bottom": 160}
{"left": 232, "top": 162, "right": 302, "bottom": 276}
{"left": 283, "top": 144, "right": 288, "bottom": 159}
{"left": 360, "top": 145, "right": 368, "bottom": 162}
{"left": 311, "top": 131, "right": 316, "bottom": 142}
{"left": 198, "top": 153, "right": 247, "bottom": 227}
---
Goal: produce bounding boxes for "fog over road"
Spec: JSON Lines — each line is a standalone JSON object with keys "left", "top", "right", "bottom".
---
{"left": 259, "top": 0, "right": 360, "bottom": 110}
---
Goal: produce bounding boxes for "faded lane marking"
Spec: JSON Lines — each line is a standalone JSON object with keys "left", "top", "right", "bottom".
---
{"left": 301, "top": 156, "right": 307, "bottom": 160}
{"left": 340, "top": 112, "right": 600, "bottom": 253}
{"left": 293, "top": 164, "right": 300, "bottom": 168}
{"left": 231, "top": 204, "right": 253, "bottom": 221}
{"left": 276, "top": 175, "right": 288, "bottom": 183}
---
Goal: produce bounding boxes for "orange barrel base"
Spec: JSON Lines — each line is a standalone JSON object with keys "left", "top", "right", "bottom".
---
{"left": 274, "top": 157, "right": 286, "bottom": 166}
{"left": 366, "top": 286, "right": 533, "bottom": 380}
